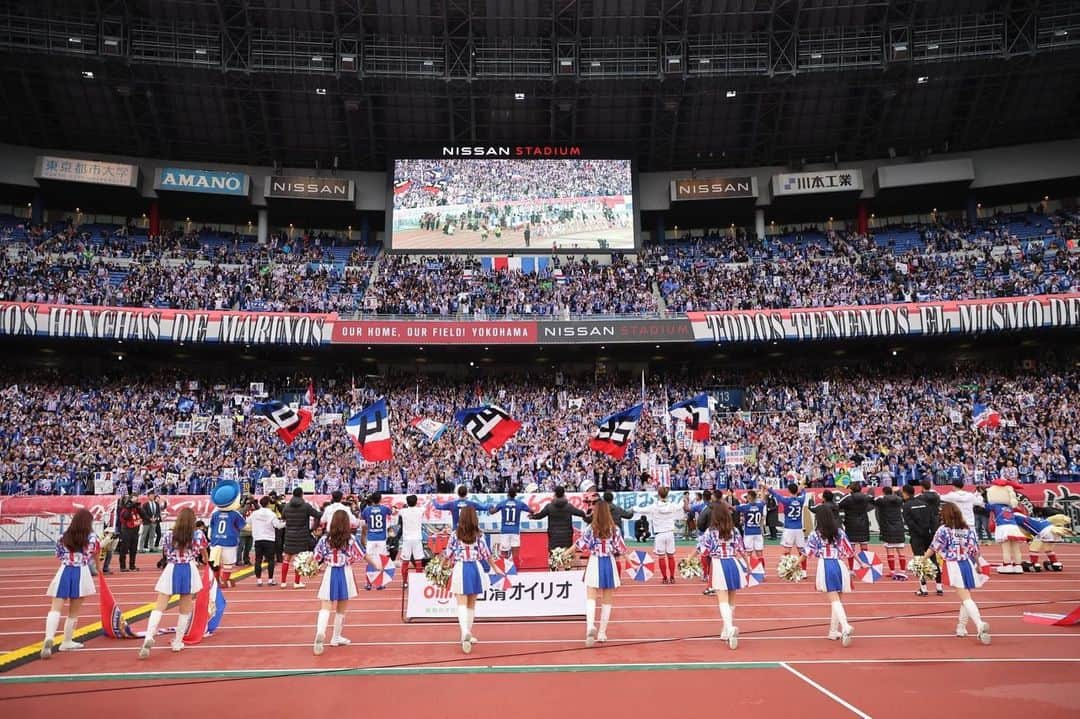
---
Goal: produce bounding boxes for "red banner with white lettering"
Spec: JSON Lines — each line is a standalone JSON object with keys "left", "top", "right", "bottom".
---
{"left": 333, "top": 320, "right": 537, "bottom": 344}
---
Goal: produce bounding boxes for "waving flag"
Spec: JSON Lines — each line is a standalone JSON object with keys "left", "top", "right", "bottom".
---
{"left": 177, "top": 397, "right": 195, "bottom": 414}
{"left": 253, "top": 400, "right": 312, "bottom": 445}
{"left": 410, "top": 416, "right": 448, "bottom": 442}
{"left": 669, "top": 393, "right": 711, "bottom": 442}
{"left": 589, "top": 403, "right": 643, "bottom": 460}
{"left": 454, "top": 404, "right": 521, "bottom": 454}
{"left": 305, "top": 381, "right": 316, "bottom": 407}
{"left": 972, "top": 403, "right": 1001, "bottom": 430}
{"left": 346, "top": 397, "right": 393, "bottom": 462}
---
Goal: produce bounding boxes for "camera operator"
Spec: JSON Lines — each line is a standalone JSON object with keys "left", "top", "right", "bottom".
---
{"left": 118, "top": 494, "right": 142, "bottom": 572}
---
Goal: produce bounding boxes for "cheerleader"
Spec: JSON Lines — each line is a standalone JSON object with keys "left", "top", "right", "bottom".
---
{"left": 139, "top": 508, "right": 208, "bottom": 659}
{"left": 444, "top": 505, "right": 492, "bottom": 654}
{"left": 312, "top": 509, "right": 366, "bottom": 656}
{"left": 42, "top": 509, "right": 101, "bottom": 659}
{"left": 925, "top": 503, "right": 991, "bottom": 644}
{"left": 803, "top": 507, "right": 856, "bottom": 647}
{"left": 697, "top": 501, "right": 748, "bottom": 650}
{"left": 575, "top": 500, "right": 627, "bottom": 648}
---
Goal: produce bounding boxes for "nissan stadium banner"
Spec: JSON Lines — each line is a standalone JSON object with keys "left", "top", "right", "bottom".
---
{"left": 537, "top": 319, "right": 694, "bottom": 343}
{"left": 156, "top": 167, "right": 250, "bottom": 196}
{"left": 333, "top": 319, "right": 537, "bottom": 345}
{"left": 0, "top": 302, "right": 332, "bottom": 346}
{"left": 265, "top": 176, "right": 355, "bottom": 201}
{"left": 689, "top": 293, "right": 1080, "bottom": 343}
{"left": 670, "top": 176, "right": 757, "bottom": 201}
{"left": 771, "top": 168, "right": 864, "bottom": 197}
{"left": 34, "top": 155, "right": 139, "bottom": 189}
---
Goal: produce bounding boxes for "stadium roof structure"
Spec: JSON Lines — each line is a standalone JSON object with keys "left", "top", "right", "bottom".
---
{"left": 0, "top": 0, "right": 1077, "bottom": 172}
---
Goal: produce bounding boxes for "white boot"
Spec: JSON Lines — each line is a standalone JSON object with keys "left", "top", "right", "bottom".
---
{"left": 956, "top": 604, "right": 969, "bottom": 637}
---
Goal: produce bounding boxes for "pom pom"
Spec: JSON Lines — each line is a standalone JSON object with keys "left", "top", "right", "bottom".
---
{"left": 549, "top": 547, "right": 574, "bottom": 571}
{"left": 292, "top": 551, "right": 320, "bottom": 578}
{"left": 677, "top": 554, "right": 704, "bottom": 579}
{"left": 908, "top": 556, "right": 938, "bottom": 582}
{"left": 423, "top": 555, "right": 453, "bottom": 589}
{"left": 777, "top": 554, "right": 804, "bottom": 582}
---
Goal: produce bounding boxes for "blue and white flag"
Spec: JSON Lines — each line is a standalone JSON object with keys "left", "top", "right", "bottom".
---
{"left": 589, "top": 403, "right": 643, "bottom": 460}
{"left": 669, "top": 393, "right": 711, "bottom": 442}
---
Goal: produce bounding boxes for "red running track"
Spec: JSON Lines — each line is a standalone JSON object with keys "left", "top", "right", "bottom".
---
{"left": 1, "top": 545, "right": 1078, "bottom": 718}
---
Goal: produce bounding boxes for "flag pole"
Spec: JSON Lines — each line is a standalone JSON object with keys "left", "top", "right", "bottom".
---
{"left": 640, "top": 368, "right": 645, "bottom": 404}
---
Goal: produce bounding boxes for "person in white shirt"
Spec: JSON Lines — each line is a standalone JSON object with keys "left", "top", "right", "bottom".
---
{"left": 945, "top": 478, "right": 984, "bottom": 531}
{"left": 632, "top": 486, "right": 681, "bottom": 584}
{"left": 249, "top": 496, "right": 286, "bottom": 586}
{"left": 397, "top": 495, "right": 426, "bottom": 587}
{"left": 320, "top": 490, "right": 359, "bottom": 530}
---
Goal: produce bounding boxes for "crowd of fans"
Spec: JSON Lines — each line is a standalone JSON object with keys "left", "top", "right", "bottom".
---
{"left": 392, "top": 159, "right": 633, "bottom": 210}
{"left": 2, "top": 360, "right": 1077, "bottom": 498}
{"left": 1, "top": 211, "right": 1077, "bottom": 316}
{"left": 652, "top": 238, "right": 1078, "bottom": 312}
{"left": 362, "top": 255, "right": 657, "bottom": 316}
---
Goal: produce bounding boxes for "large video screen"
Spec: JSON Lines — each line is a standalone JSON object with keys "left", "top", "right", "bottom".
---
{"left": 389, "top": 157, "right": 636, "bottom": 252}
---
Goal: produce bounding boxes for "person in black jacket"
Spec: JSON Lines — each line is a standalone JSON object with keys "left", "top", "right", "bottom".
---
{"left": 901, "top": 484, "right": 943, "bottom": 596}
{"left": 874, "top": 486, "right": 908, "bottom": 580}
{"left": 530, "top": 486, "right": 588, "bottom": 551}
{"left": 811, "top": 490, "right": 841, "bottom": 524}
{"left": 585, "top": 491, "right": 634, "bottom": 531}
{"left": 765, "top": 492, "right": 779, "bottom": 540}
{"left": 838, "top": 483, "right": 874, "bottom": 569}
{"left": 279, "top": 487, "right": 322, "bottom": 589}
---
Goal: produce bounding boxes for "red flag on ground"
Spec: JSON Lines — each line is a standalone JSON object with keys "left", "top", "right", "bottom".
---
{"left": 99, "top": 572, "right": 137, "bottom": 638}
{"left": 183, "top": 564, "right": 213, "bottom": 644}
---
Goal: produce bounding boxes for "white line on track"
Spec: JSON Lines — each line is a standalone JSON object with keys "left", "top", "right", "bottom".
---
{"left": 781, "top": 662, "right": 873, "bottom": 718}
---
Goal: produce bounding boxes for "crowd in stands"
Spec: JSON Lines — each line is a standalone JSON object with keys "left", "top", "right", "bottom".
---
{"left": 362, "top": 255, "right": 657, "bottom": 316}
{"left": 2, "top": 360, "right": 1078, "bottom": 498}
{"left": 1, "top": 210, "right": 1077, "bottom": 316}
{"left": 392, "top": 158, "right": 633, "bottom": 210}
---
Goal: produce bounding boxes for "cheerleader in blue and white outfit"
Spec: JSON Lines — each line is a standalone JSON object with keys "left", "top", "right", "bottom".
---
{"left": 803, "top": 508, "right": 856, "bottom": 647}
{"left": 696, "top": 501, "right": 748, "bottom": 650}
{"left": 139, "top": 508, "right": 208, "bottom": 659}
{"left": 575, "top": 501, "right": 627, "bottom": 647}
{"left": 925, "top": 503, "right": 991, "bottom": 645}
{"left": 42, "top": 509, "right": 101, "bottom": 659}
{"left": 443, "top": 505, "right": 492, "bottom": 654}
{"left": 312, "top": 509, "right": 366, "bottom": 656}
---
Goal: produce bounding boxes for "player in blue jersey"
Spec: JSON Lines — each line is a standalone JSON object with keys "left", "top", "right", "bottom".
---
{"left": 360, "top": 492, "right": 393, "bottom": 591}
{"left": 763, "top": 481, "right": 809, "bottom": 577}
{"left": 736, "top": 490, "right": 767, "bottom": 564}
{"left": 209, "top": 482, "right": 247, "bottom": 588}
{"left": 488, "top": 487, "right": 531, "bottom": 563}
{"left": 433, "top": 485, "right": 490, "bottom": 529}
